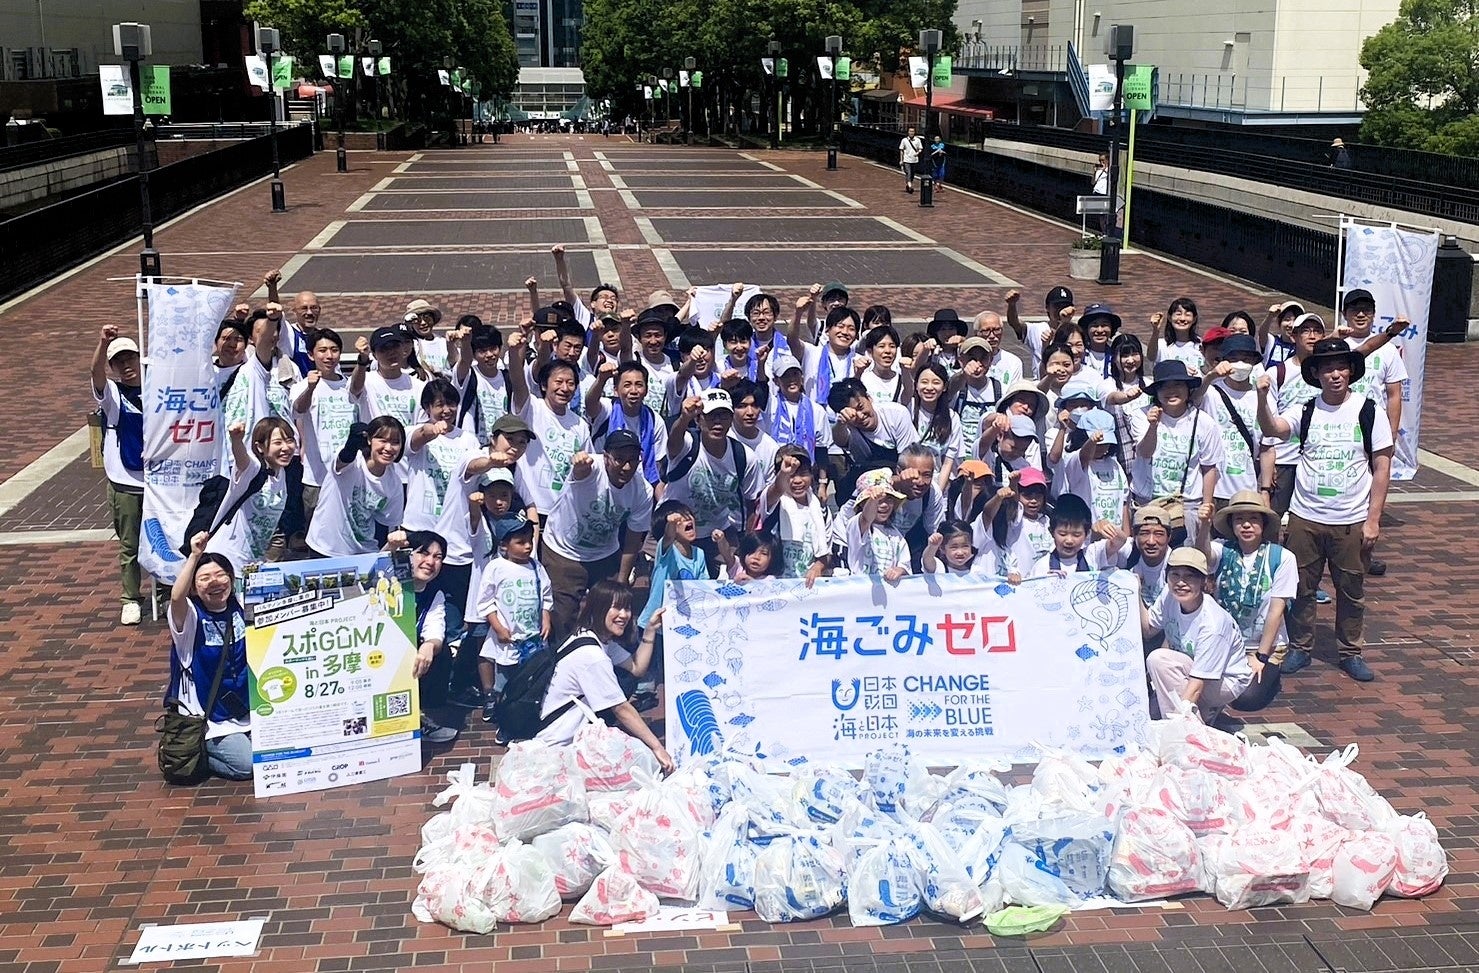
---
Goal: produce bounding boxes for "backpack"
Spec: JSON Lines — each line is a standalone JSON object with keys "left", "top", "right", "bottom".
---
{"left": 1298, "top": 397, "right": 1376, "bottom": 469}
{"left": 177, "top": 466, "right": 271, "bottom": 556}
{"left": 662, "top": 436, "right": 748, "bottom": 486}
{"left": 495, "top": 634, "right": 600, "bottom": 742}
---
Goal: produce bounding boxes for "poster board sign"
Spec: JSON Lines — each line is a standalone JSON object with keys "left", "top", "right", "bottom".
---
{"left": 244, "top": 552, "right": 422, "bottom": 797}
{"left": 687, "top": 283, "right": 760, "bottom": 327}
{"left": 100, "top": 64, "right": 133, "bottom": 116}
{"left": 664, "top": 572, "right": 1150, "bottom": 770}
{"left": 141, "top": 65, "right": 171, "bottom": 115}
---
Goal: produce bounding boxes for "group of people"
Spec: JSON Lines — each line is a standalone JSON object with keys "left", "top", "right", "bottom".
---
{"left": 95, "top": 250, "right": 1411, "bottom": 780}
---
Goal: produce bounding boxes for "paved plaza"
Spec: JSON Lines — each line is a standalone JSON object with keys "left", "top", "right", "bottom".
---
{"left": 0, "top": 134, "right": 1476, "bottom": 972}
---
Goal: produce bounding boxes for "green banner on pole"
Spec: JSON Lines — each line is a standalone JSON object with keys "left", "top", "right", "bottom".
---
{"left": 271, "top": 56, "right": 294, "bottom": 90}
{"left": 1122, "top": 64, "right": 1156, "bottom": 110}
{"left": 336, "top": 55, "right": 353, "bottom": 79}
{"left": 141, "top": 65, "right": 171, "bottom": 115}
{"left": 690, "top": 69, "right": 702, "bottom": 88}
{"left": 835, "top": 56, "right": 852, "bottom": 81}
{"left": 377, "top": 56, "right": 391, "bottom": 76}
{"left": 776, "top": 57, "right": 789, "bottom": 79}
{"left": 931, "top": 55, "right": 952, "bottom": 88}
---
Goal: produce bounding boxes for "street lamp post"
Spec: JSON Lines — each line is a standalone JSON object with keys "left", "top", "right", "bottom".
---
{"left": 1099, "top": 24, "right": 1134, "bottom": 285}
{"left": 443, "top": 57, "right": 458, "bottom": 145}
{"left": 112, "top": 22, "right": 161, "bottom": 276}
{"left": 767, "top": 40, "right": 781, "bottom": 150}
{"left": 825, "top": 34, "right": 841, "bottom": 170}
{"left": 368, "top": 39, "right": 382, "bottom": 148}
{"left": 684, "top": 56, "right": 695, "bottom": 144}
{"left": 662, "top": 66, "right": 674, "bottom": 125}
{"left": 327, "top": 33, "right": 348, "bottom": 172}
{"left": 919, "top": 28, "right": 941, "bottom": 208}
{"left": 257, "top": 26, "right": 287, "bottom": 212}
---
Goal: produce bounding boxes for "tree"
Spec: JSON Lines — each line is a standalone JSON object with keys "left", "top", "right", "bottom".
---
{"left": 1359, "top": 0, "right": 1479, "bottom": 155}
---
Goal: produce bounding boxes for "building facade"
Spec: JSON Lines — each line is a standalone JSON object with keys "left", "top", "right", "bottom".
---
{"left": 504, "top": 0, "right": 583, "bottom": 68}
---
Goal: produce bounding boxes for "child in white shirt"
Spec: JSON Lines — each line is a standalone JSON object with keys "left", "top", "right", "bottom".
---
{"left": 475, "top": 516, "right": 553, "bottom": 724}
{"left": 921, "top": 519, "right": 979, "bottom": 576}
{"left": 844, "top": 468, "right": 911, "bottom": 583}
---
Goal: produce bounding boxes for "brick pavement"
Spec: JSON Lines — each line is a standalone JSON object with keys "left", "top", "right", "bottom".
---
{"left": 0, "top": 135, "right": 1476, "bottom": 972}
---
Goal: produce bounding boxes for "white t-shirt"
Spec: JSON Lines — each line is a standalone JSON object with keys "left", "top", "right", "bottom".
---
{"left": 954, "top": 379, "right": 1002, "bottom": 453}
{"left": 168, "top": 600, "right": 251, "bottom": 740}
{"left": 93, "top": 380, "right": 144, "bottom": 492}
{"left": 860, "top": 368, "right": 905, "bottom": 406}
{"left": 637, "top": 354, "right": 677, "bottom": 414}
{"left": 543, "top": 459, "right": 654, "bottom": 562}
{"left": 835, "top": 401, "right": 920, "bottom": 467}
{"left": 458, "top": 366, "right": 510, "bottom": 446}
{"left": 1270, "top": 362, "right": 1318, "bottom": 466}
{"left": 1281, "top": 393, "right": 1392, "bottom": 524}
{"left": 206, "top": 454, "right": 286, "bottom": 572}
{"left": 799, "top": 341, "right": 857, "bottom": 406}
{"left": 404, "top": 427, "right": 482, "bottom": 564}
{"left": 516, "top": 397, "right": 591, "bottom": 515}
{"left": 1022, "top": 321, "right": 1053, "bottom": 378}
{"left": 663, "top": 370, "right": 724, "bottom": 415}
{"left": 844, "top": 514, "right": 910, "bottom": 575}
{"left": 661, "top": 434, "right": 764, "bottom": 533}
{"left": 764, "top": 493, "right": 829, "bottom": 578}
{"left": 289, "top": 374, "right": 357, "bottom": 488}
{"left": 417, "top": 588, "right": 446, "bottom": 646}
{"left": 537, "top": 635, "right": 631, "bottom": 746}
{"left": 356, "top": 370, "right": 425, "bottom": 428}
{"left": 220, "top": 356, "right": 292, "bottom": 477}
{"left": 1202, "top": 381, "right": 1261, "bottom": 498}
{"left": 304, "top": 454, "right": 406, "bottom": 557}
{"left": 1105, "top": 539, "right": 1168, "bottom": 607}
{"left": 830, "top": 485, "right": 944, "bottom": 550}
{"left": 762, "top": 395, "right": 833, "bottom": 459}
{"left": 1147, "top": 590, "right": 1253, "bottom": 693}
{"left": 975, "top": 507, "right": 1053, "bottom": 576}
{"left": 475, "top": 557, "right": 553, "bottom": 665}
{"left": 1157, "top": 339, "right": 1206, "bottom": 375}
{"left": 1061, "top": 453, "right": 1129, "bottom": 529}
{"left": 414, "top": 334, "right": 452, "bottom": 377}
{"left": 1208, "top": 541, "right": 1297, "bottom": 651}
{"left": 590, "top": 400, "right": 669, "bottom": 478}
{"left": 913, "top": 405, "right": 963, "bottom": 467}
{"left": 1028, "top": 539, "right": 1116, "bottom": 578}
{"left": 1147, "top": 407, "right": 1224, "bottom": 499}
{"left": 1347, "top": 338, "right": 1408, "bottom": 406}
{"left": 899, "top": 135, "right": 923, "bottom": 164}
{"left": 988, "top": 351, "right": 1025, "bottom": 387}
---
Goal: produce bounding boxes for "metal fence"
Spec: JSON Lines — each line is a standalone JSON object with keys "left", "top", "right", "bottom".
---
{"left": 0, "top": 129, "right": 134, "bottom": 172}
{"left": 840, "top": 123, "right": 1338, "bottom": 303}
{"left": 0, "top": 125, "right": 315, "bottom": 301}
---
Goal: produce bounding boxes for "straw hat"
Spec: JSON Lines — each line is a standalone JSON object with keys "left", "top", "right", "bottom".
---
{"left": 1213, "top": 489, "right": 1279, "bottom": 537}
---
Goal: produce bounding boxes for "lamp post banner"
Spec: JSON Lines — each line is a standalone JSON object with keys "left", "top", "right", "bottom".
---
{"left": 662, "top": 571, "right": 1150, "bottom": 770}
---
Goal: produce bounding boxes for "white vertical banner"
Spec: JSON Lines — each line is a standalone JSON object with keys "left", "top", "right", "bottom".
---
{"left": 1339, "top": 220, "right": 1439, "bottom": 480}
{"left": 908, "top": 56, "right": 929, "bottom": 89}
{"left": 100, "top": 64, "right": 134, "bottom": 115}
{"left": 244, "top": 55, "right": 270, "bottom": 91}
{"left": 138, "top": 280, "right": 240, "bottom": 583}
{"left": 815, "top": 57, "right": 834, "bottom": 80}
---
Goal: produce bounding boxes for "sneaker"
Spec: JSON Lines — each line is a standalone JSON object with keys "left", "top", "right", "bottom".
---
{"left": 493, "top": 730, "right": 510, "bottom": 747}
{"left": 448, "top": 685, "right": 484, "bottom": 709}
{"left": 1315, "top": 588, "right": 1332, "bottom": 605}
{"left": 1210, "top": 711, "right": 1244, "bottom": 734}
{"left": 631, "top": 690, "right": 660, "bottom": 713}
{"left": 906, "top": 185, "right": 914, "bottom": 194}
{"left": 421, "top": 714, "right": 459, "bottom": 744}
{"left": 1281, "top": 648, "right": 1312, "bottom": 673}
{"left": 1367, "top": 557, "right": 1387, "bottom": 576}
{"left": 481, "top": 697, "right": 498, "bottom": 724}
{"left": 1339, "top": 656, "right": 1375, "bottom": 682}
{"left": 121, "top": 601, "right": 142, "bottom": 626}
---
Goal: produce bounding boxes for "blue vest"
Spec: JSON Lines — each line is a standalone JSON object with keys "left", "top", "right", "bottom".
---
{"left": 166, "top": 601, "right": 248, "bottom": 723}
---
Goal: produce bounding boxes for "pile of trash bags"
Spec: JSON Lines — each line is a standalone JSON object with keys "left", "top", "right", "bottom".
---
{"left": 411, "top": 709, "right": 1447, "bottom": 932}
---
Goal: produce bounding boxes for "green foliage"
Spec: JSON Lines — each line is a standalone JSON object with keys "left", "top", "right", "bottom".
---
{"left": 581, "top": 0, "right": 957, "bottom": 128}
{"left": 1358, "top": 0, "right": 1479, "bottom": 155}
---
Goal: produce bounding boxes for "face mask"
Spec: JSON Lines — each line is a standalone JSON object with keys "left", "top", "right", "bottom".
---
{"left": 1228, "top": 362, "right": 1254, "bottom": 383}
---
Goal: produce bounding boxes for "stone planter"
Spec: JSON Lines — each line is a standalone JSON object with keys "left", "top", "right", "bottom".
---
{"left": 1068, "top": 247, "right": 1101, "bottom": 280}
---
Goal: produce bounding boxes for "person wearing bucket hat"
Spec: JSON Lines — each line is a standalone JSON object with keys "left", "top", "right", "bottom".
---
{"left": 1056, "top": 408, "right": 1130, "bottom": 542}
{"left": 843, "top": 466, "right": 912, "bottom": 582}
{"left": 1138, "top": 359, "right": 1223, "bottom": 545}
{"left": 1256, "top": 335, "right": 1394, "bottom": 682}
{"left": 1201, "top": 334, "right": 1266, "bottom": 510}
{"left": 1141, "top": 547, "right": 1253, "bottom": 724}
{"left": 1197, "top": 489, "right": 1295, "bottom": 715}
{"left": 404, "top": 299, "right": 454, "bottom": 377}
{"left": 1078, "top": 303, "right": 1121, "bottom": 377}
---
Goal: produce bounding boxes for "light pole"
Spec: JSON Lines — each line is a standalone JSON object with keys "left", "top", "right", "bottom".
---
{"left": 662, "top": 66, "right": 674, "bottom": 124}
{"left": 258, "top": 26, "right": 286, "bottom": 212}
{"left": 443, "top": 56, "right": 458, "bottom": 145}
{"left": 327, "top": 33, "right": 348, "bottom": 172}
{"left": 825, "top": 34, "right": 841, "bottom": 170}
{"left": 648, "top": 74, "right": 658, "bottom": 129}
{"left": 1099, "top": 24, "right": 1133, "bottom": 285}
{"left": 768, "top": 40, "right": 781, "bottom": 149}
{"left": 368, "top": 38, "right": 382, "bottom": 146}
{"left": 919, "top": 28, "right": 941, "bottom": 137}
{"left": 684, "top": 56, "right": 695, "bottom": 144}
{"left": 112, "top": 22, "right": 161, "bottom": 276}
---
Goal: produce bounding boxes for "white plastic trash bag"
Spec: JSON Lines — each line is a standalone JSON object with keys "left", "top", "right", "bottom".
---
{"left": 999, "top": 813, "right": 1116, "bottom": 904}
{"left": 729, "top": 764, "right": 801, "bottom": 835}
{"left": 491, "top": 741, "right": 588, "bottom": 841}
{"left": 1097, "top": 748, "right": 1160, "bottom": 818}
{"left": 472, "top": 839, "right": 563, "bottom": 923}
{"left": 926, "top": 798, "right": 1005, "bottom": 882}
{"left": 531, "top": 822, "right": 614, "bottom": 899}
{"left": 1313, "top": 745, "right": 1397, "bottom": 832}
{"left": 752, "top": 832, "right": 848, "bottom": 922}
{"left": 904, "top": 823, "right": 986, "bottom": 921}
{"left": 697, "top": 803, "right": 760, "bottom": 910}
{"left": 847, "top": 836, "right": 921, "bottom": 926}
{"left": 1330, "top": 831, "right": 1399, "bottom": 911}
{"left": 941, "top": 761, "right": 1012, "bottom": 812}
{"left": 1158, "top": 706, "right": 1249, "bottom": 779}
{"left": 1029, "top": 746, "right": 1103, "bottom": 815}
{"left": 414, "top": 820, "right": 500, "bottom": 875}
{"left": 412, "top": 864, "right": 500, "bottom": 934}
{"left": 569, "top": 866, "right": 661, "bottom": 925}
{"left": 1290, "top": 812, "right": 1351, "bottom": 900}
{"left": 1149, "top": 765, "right": 1238, "bottom": 836}
{"left": 1386, "top": 813, "right": 1448, "bottom": 898}
{"left": 1107, "top": 806, "right": 1205, "bottom": 901}
{"left": 832, "top": 797, "right": 906, "bottom": 870}
{"left": 610, "top": 770, "right": 704, "bottom": 900}
{"left": 1210, "top": 826, "right": 1311, "bottom": 910}
{"left": 793, "top": 766, "right": 864, "bottom": 824}
{"left": 571, "top": 700, "right": 660, "bottom": 792}
{"left": 863, "top": 743, "right": 929, "bottom": 815}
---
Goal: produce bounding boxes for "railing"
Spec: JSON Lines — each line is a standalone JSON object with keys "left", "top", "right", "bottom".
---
{"left": 840, "top": 122, "right": 1339, "bottom": 304}
{"left": 0, "top": 129, "right": 134, "bottom": 172}
{"left": 1159, "top": 72, "right": 1365, "bottom": 114}
{"left": 155, "top": 121, "right": 284, "bottom": 140}
{"left": 954, "top": 43, "right": 1067, "bottom": 74}
{"left": 0, "top": 125, "right": 315, "bottom": 301}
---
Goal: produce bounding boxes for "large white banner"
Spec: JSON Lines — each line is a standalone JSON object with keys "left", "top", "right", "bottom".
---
{"left": 1340, "top": 220, "right": 1439, "bottom": 480}
{"left": 908, "top": 56, "right": 929, "bottom": 90}
{"left": 100, "top": 64, "right": 133, "bottom": 116}
{"left": 138, "top": 280, "right": 239, "bottom": 583}
{"left": 686, "top": 283, "right": 760, "bottom": 327}
{"left": 663, "top": 572, "right": 1150, "bottom": 770}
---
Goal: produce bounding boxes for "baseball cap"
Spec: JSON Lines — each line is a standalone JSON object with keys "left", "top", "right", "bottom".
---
{"left": 1007, "top": 414, "right": 1038, "bottom": 438}
{"left": 492, "top": 513, "right": 535, "bottom": 542}
{"left": 1075, "top": 408, "right": 1117, "bottom": 443}
{"left": 604, "top": 428, "right": 641, "bottom": 452}
{"left": 769, "top": 351, "right": 803, "bottom": 376}
{"left": 1044, "top": 285, "right": 1073, "bottom": 310}
{"left": 480, "top": 467, "right": 514, "bottom": 487}
{"left": 1342, "top": 288, "right": 1376, "bottom": 309}
{"left": 1016, "top": 467, "right": 1048, "bottom": 489}
{"left": 957, "top": 459, "right": 992, "bottom": 480}
{"left": 1278, "top": 300, "right": 1307, "bottom": 317}
{"left": 370, "top": 326, "right": 408, "bottom": 350}
{"left": 1166, "top": 547, "right": 1209, "bottom": 575}
{"left": 958, "top": 337, "right": 992, "bottom": 358}
{"left": 1291, "top": 312, "right": 1327, "bottom": 334}
{"left": 532, "top": 304, "right": 574, "bottom": 328}
{"left": 1200, "top": 326, "right": 1232, "bottom": 346}
{"left": 855, "top": 467, "right": 906, "bottom": 499}
{"left": 1059, "top": 379, "right": 1101, "bottom": 406}
{"left": 700, "top": 388, "right": 733, "bottom": 414}
{"left": 489, "top": 414, "right": 537, "bottom": 440}
{"left": 821, "top": 281, "right": 848, "bottom": 301}
{"left": 106, "top": 336, "right": 140, "bottom": 360}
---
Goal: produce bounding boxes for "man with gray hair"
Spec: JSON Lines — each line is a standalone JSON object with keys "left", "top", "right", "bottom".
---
{"left": 973, "top": 310, "right": 1024, "bottom": 387}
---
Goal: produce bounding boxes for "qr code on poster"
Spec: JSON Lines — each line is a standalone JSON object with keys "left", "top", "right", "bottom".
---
{"left": 383, "top": 691, "right": 412, "bottom": 718}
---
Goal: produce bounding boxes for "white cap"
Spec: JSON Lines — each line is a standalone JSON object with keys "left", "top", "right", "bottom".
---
{"left": 106, "top": 337, "right": 140, "bottom": 360}
{"left": 700, "top": 388, "right": 734, "bottom": 414}
{"left": 770, "top": 352, "right": 803, "bottom": 377}
{"left": 480, "top": 467, "right": 514, "bottom": 487}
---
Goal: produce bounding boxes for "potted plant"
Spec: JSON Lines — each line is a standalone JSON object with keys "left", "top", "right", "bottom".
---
{"left": 1069, "top": 234, "right": 1103, "bottom": 280}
